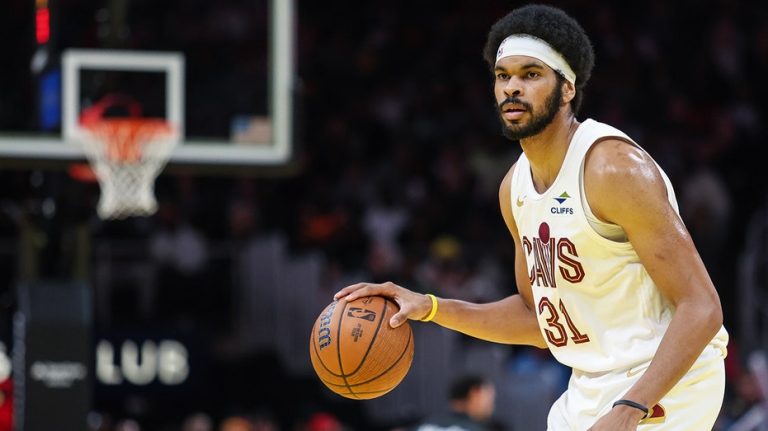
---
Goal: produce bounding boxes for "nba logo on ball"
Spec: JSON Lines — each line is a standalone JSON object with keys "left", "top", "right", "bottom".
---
{"left": 309, "top": 296, "right": 414, "bottom": 399}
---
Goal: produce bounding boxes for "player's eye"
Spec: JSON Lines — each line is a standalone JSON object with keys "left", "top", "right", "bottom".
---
{"left": 495, "top": 72, "right": 510, "bottom": 81}
{"left": 526, "top": 71, "right": 540, "bottom": 79}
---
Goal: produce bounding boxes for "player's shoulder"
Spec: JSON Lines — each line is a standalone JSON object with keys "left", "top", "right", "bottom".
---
{"left": 584, "top": 138, "right": 668, "bottom": 222}
{"left": 499, "top": 161, "right": 518, "bottom": 198}
{"left": 584, "top": 137, "right": 659, "bottom": 185}
{"left": 498, "top": 161, "right": 520, "bottom": 233}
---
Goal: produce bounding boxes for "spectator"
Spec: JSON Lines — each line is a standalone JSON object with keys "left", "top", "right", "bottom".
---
{"left": 411, "top": 375, "right": 501, "bottom": 431}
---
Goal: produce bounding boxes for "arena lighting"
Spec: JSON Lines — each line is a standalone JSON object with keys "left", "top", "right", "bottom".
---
{"left": 35, "top": 0, "right": 50, "bottom": 45}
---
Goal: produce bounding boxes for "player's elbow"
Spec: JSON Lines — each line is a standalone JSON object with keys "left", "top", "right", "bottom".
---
{"left": 676, "top": 293, "right": 722, "bottom": 340}
{"left": 695, "top": 295, "right": 723, "bottom": 337}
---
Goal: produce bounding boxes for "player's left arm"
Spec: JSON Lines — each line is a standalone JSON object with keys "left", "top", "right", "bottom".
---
{"left": 585, "top": 139, "right": 724, "bottom": 427}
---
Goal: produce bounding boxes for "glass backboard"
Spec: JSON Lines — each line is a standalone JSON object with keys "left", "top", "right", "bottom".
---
{"left": 0, "top": 0, "right": 294, "bottom": 166}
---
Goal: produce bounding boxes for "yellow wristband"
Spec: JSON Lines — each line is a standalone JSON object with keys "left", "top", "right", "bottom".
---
{"left": 420, "top": 294, "right": 439, "bottom": 322}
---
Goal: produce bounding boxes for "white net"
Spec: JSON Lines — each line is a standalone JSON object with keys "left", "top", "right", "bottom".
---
{"left": 78, "top": 119, "right": 178, "bottom": 220}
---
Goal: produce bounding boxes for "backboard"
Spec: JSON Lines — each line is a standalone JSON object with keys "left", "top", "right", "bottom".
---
{"left": 0, "top": 0, "right": 294, "bottom": 167}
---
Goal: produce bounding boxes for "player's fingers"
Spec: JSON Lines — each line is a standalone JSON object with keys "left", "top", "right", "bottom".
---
{"left": 333, "top": 282, "right": 380, "bottom": 301}
{"left": 389, "top": 309, "right": 408, "bottom": 328}
{"left": 389, "top": 294, "right": 428, "bottom": 328}
{"left": 334, "top": 282, "right": 391, "bottom": 302}
{"left": 333, "top": 282, "right": 367, "bottom": 300}
{"left": 389, "top": 304, "right": 417, "bottom": 328}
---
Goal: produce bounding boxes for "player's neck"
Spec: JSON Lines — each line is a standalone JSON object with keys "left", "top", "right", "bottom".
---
{"left": 519, "top": 111, "right": 579, "bottom": 193}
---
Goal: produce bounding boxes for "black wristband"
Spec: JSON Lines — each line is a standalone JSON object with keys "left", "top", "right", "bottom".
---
{"left": 612, "top": 399, "right": 649, "bottom": 419}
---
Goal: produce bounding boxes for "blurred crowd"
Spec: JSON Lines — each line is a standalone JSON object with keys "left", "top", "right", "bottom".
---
{"left": 1, "top": 0, "right": 768, "bottom": 430}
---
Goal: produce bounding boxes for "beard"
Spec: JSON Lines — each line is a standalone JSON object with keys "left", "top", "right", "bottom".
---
{"left": 498, "top": 82, "right": 563, "bottom": 141}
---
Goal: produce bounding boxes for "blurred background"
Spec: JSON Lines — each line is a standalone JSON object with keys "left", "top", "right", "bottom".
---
{"left": 0, "top": 0, "right": 767, "bottom": 430}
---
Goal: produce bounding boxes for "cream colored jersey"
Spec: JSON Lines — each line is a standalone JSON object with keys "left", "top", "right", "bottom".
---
{"left": 510, "top": 118, "right": 728, "bottom": 373}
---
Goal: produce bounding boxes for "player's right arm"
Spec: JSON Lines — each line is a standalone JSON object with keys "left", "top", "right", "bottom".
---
{"left": 334, "top": 163, "right": 547, "bottom": 348}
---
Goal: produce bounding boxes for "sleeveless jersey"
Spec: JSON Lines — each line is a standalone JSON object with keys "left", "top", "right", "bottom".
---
{"left": 510, "top": 118, "right": 728, "bottom": 373}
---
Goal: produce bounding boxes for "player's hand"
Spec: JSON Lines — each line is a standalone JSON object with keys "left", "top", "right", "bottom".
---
{"left": 334, "top": 282, "right": 433, "bottom": 328}
{"left": 587, "top": 405, "right": 645, "bottom": 431}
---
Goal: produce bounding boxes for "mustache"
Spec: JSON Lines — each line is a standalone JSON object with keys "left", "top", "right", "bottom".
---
{"left": 499, "top": 97, "right": 532, "bottom": 112}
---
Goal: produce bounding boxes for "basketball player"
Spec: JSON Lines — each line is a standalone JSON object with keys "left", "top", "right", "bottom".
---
{"left": 335, "top": 4, "right": 729, "bottom": 430}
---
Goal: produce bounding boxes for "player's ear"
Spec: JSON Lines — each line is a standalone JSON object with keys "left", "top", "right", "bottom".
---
{"left": 562, "top": 80, "right": 576, "bottom": 105}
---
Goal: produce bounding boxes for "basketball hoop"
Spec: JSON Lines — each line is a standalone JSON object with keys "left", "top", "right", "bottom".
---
{"left": 78, "top": 118, "right": 178, "bottom": 220}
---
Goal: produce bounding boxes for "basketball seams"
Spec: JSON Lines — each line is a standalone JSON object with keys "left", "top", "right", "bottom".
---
{"left": 335, "top": 385, "right": 400, "bottom": 399}
{"left": 310, "top": 325, "right": 344, "bottom": 379}
{"left": 345, "top": 297, "right": 388, "bottom": 376}
{"left": 310, "top": 296, "right": 414, "bottom": 400}
{"left": 356, "top": 323, "right": 413, "bottom": 387}
{"left": 336, "top": 300, "right": 358, "bottom": 397}
{"left": 309, "top": 303, "right": 344, "bottom": 379}
{"left": 318, "top": 325, "right": 413, "bottom": 389}
{"left": 310, "top": 299, "right": 394, "bottom": 380}
{"left": 339, "top": 297, "right": 389, "bottom": 398}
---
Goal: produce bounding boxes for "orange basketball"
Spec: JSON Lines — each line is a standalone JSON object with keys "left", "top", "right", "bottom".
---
{"left": 309, "top": 296, "right": 414, "bottom": 399}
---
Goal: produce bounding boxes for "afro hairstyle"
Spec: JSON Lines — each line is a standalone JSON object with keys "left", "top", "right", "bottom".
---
{"left": 483, "top": 4, "right": 595, "bottom": 115}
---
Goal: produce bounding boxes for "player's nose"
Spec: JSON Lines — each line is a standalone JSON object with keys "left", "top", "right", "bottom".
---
{"left": 503, "top": 77, "right": 523, "bottom": 98}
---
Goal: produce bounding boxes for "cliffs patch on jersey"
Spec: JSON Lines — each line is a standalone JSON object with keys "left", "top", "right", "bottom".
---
{"left": 552, "top": 191, "right": 574, "bottom": 215}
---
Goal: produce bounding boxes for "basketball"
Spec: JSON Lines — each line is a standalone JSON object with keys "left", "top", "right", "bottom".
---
{"left": 309, "top": 296, "right": 414, "bottom": 399}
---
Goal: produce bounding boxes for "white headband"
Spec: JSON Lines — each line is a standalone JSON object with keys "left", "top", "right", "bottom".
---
{"left": 495, "top": 34, "right": 576, "bottom": 84}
